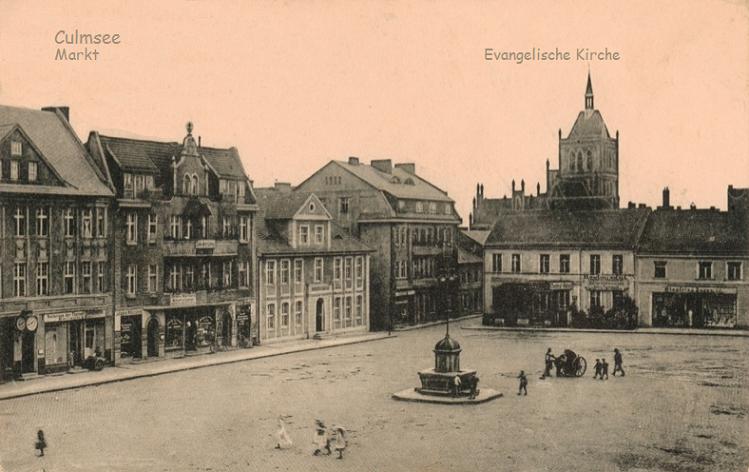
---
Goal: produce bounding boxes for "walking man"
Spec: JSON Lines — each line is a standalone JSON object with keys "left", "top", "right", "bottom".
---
{"left": 469, "top": 375, "right": 480, "bottom": 399}
{"left": 541, "top": 348, "right": 555, "bottom": 379}
{"left": 601, "top": 358, "right": 609, "bottom": 380}
{"left": 517, "top": 370, "right": 528, "bottom": 396}
{"left": 613, "top": 348, "right": 625, "bottom": 376}
{"left": 593, "top": 359, "right": 601, "bottom": 379}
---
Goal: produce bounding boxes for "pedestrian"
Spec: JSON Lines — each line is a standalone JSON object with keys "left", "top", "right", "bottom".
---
{"left": 332, "top": 426, "right": 347, "bottom": 459}
{"left": 275, "top": 416, "right": 293, "bottom": 450}
{"left": 312, "top": 420, "right": 331, "bottom": 456}
{"left": 612, "top": 348, "right": 625, "bottom": 377}
{"left": 541, "top": 348, "right": 555, "bottom": 379}
{"left": 517, "top": 370, "right": 528, "bottom": 396}
{"left": 601, "top": 358, "right": 609, "bottom": 380}
{"left": 452, "top": 374, "right": 462, "bottom": 397}
{"left": 593, "top": 359, "right": 601, "bottom": 379}
{"left": 35, "top": 430, "right": 47, "bottom": 457}
{"left": 469, "top": 375, "right": 480, "bottom": 399}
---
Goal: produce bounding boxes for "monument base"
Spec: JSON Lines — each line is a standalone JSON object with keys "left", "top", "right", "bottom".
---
{"left": 392, "top": 387, "right": 503, "bottom": 404}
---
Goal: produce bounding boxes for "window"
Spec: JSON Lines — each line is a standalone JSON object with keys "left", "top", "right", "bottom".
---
{"left": 294, "top": 259, "right": 303, "bottom": 284}
{"left": 124, "top": 173, "right": 133, "bottom": 197}
{"left": 299, "top": 225, "right": 309, "bottom": 245}
{"left": 97, "top": 263, "right": 105, "bottom": 292}
{"left": 314, "top": 225, "right": 324, "bottom": 244}
{"left": 280, "top": 260, "right": 290, "bottom": 284}
{"left": 333, "top": 297, "right": 342, "bottom": 325}
{"left": 201, "top": 262, "right": 211, "bottom": 289}
{"left": 191, "top": 175, "right": 199, "bottom": 195}
{"left": 281, "top": 302, "right": 290, "bottom": 327}
{"left": 64, "top": 208, "right": 75, "bottom": 237}
{"left": 355, "top": 294, "right": 363, "bottom": 326}
{"left": 96, "top": 207, "right": 106, "bottom": 238}
{"left": 64, "top": 261, "right": 76, "bottom": 294}
{"left": 239, "top": 261, "right": 249, "bottom": 288}
{"left": 560, "top": 254, "right": 570, "bottom": 274}
{"left": 429, "top": 202, "right": 437, "bottom": 214}
{"left": 170, "top": 216, "right": 180, "bottom": 239}
{"left": 344, "top": 257, "right": 353, "bottom": 288}
{"left": 344, "top": 296, "right": 353, "bottom": 327}
{"left": 14, "top": 206, "right": 25, "bottom": 236}
{"left": 727, "top": 262, "right": 742, "bottom": 281}
{"left": 333, "top": 257, "right": 342, "bottom": 282}
{"left": 126, "top": 213, "right": 137, "bottom": 244}
{"left": 338, "top": 197, "right": 350, "bottom": 214}
{"left": 36, "top": 207, "right": 48, "bottom": 236}
{"left": 654, "top": 261, "right": 667, "bottom": 279}
{"left": 14, "top": 263, "right": 26, "bottom": 297}
{"left": 82, "top": 209, "right": 93, "bottom": 238}
{"left": 295, "top": 300, "right": 303, "bottom": 326}
{"left": 492, "top": 254, "right": 502, "bottom": 273}
{"left": 201, "top": 216, "right": 208, "bottom": 239}
{"left": 10, "top": 160, "right": 19, "bottom": 180}
{"left": 168, "top": 264, "right": 180, "bottom": 292}
{"left": 511, "top": 254, "right": 521, "bottom": 273}
{"left": 612, "top": 255, "right": 623, "bottom": 276}
{"left": 444, "top": 203, "right": 451, "bottom": 215}
{"left": 148, "top": 214, "right": 158, "bottom": 243}
{"left": 183, "top": 174, "right": 191, "bottom": 195}
{"left": 28, "top": 162, "right": 37, "bottom": 181}
{"left": 184, "top": 218, "right": 192, "bottom": 240}
{"left": 222, "top": 217, "right": 231, "bottom": 238}
{"left": 415, "top": 202, "right": 423, "bottom": 213}
{"left": 126, "top": 265, "right": 136, "bottom": 296}
{"left": 590, "top": 255, "right": 601, "bottom": 275}
{"left": 540, "top": 254, "right": 550, "bottom": 274}
{"left": 223, "top": 261, "right": 232, "bottom": 287}
{"left": 81, "top": 261, "right": 92, "bottom": 294}
{"left": 355, "top": 256, "right": 363, "bottom": 288}
{"left": 590, "top": 290, "right": 601, "bottom": 308}
{"left": 148, "top": 264, "right": 158, "bottom": 293}
{"left": 267, "top": 303, "right": 276, "bottom": 330}
{"left": 314, "top": 258, "right": 324, "bottom": 283}
{"left": 698, "top": 261, "right": 712, "bottom": 280}
{"left": 266, "top": 260, "right": 276, "bottom": 285}
{"left": 240, "top": 216, "right": 249, "bottom": 242}
{"left": 11, "top": 140, "right": 22, "bottom": 156}
{"left": 396, "top": 260, "right": 407, "bottom": 279}
{"left": 36, "top": 262, "right": 48, "bottom": 296}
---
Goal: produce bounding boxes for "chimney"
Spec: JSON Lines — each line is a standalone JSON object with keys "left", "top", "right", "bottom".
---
{"left": 512, "top": 179, "right": 516, "bottom": 192}
{"left": 42, "top": 106, "right": 70, "bottom": 123}
{"left": 690, "top": 202, "right": 697, "bottom": 210}
{"left": 274, "top": 182, "right": 292, "bottom": 193}
{"left": 198, "top": 136, "right": 202, "bottom": 147}
{"left": 395, "top": 163, "right": 415, "bottom": 174}
{"left": 661, "top": 187, "right": 670, "bottom": 209}
{"left": 638, "top": 203, "right": 646, "bottom": 209}
{"left": 628, "top": 201, "right": 635, "bottom": 209}
{"left": 348, "top": 156, "right": 359, "bottom": 165}
{"left": 371, "top": 159, "right": 392, "bottom": 174}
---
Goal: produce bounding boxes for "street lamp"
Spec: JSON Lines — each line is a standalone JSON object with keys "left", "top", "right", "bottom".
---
{"left": 438, "top": 268, "right": 457, "bottom": 336}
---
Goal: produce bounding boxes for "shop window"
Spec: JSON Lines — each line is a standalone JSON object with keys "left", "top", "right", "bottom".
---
{"left": 492, "top": 254, "right": 502, "bottom": 273}
{"left": 166, "top": 317, "right": 184, "bottom": 350}
{"left": 539, "top": 254, "right": 550, "bottom": 274}
{"left": 727, "top": 262, "right": 742, "bottom": 281}
{"left": 589, "top": 255, "right": 601, "bottom": 275}
{"left": 698, "top": 261, "right": 713, "bottom": 280}
{"left": 654, "top": 261, "right": 666, "bottom": 279}
{"left": 612, "top": 290, "right": 625, "bottom": 310}
{"left": 612, "top": 255, "right": 623, "bottom": 275}
{"left": 511, "top": 254, "right": 521, "bottom": 273}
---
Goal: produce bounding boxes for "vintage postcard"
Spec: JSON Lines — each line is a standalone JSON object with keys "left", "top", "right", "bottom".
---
{"left": 0, "top": 1, "right": 747, "bottom": 471}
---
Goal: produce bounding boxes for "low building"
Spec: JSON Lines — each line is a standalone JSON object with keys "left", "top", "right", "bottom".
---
{"left": 1, "top": 105, "right": 114, "bottom": 381}
{"left": 255, "top": 184, "right": 372, "bottom": 341}
{"left": 483, "top": 208, "right": 650, "bottom": 326}
{"left": 87, "top": 123, "right": 258, "bottom": 361}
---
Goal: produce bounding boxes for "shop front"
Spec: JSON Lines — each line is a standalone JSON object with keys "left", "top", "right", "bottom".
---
{"left": 236, "top": 300, "right": 255, "bottom": 347}
{"left": 161, "top": 303, "right": 234, "bottom": 356}
{"left": 488, "top": 281, "right": 572, "bottom": 327}
{"left": 652, "top": 286, "right": 738, "bottom": 328}
{"left": 43, "top": 310, "right": 107, "bottom": 373}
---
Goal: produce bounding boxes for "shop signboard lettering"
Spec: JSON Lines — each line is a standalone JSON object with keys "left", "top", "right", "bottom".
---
{"left": 170, "top": 293, "right": 197, "bottom": 306}
{"left": 665, "top": 286, "right": 736, "bottom": 294}
{"left": 584, "top": 274, "right": 628, "bottom": 289}
{"left": 45, "top": 310, "right": 105, "bottom": 323}
{"left": 550, "top": 282, "right": 573, "bottom": 290}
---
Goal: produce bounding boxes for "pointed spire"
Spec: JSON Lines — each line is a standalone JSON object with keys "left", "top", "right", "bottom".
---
{"left": 585, "top": 71, "right": 594, "bottom": 110}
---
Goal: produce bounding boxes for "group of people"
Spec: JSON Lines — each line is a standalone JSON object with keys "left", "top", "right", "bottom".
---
{"left": 275, "top": 417, "right": 348, "bottom": 459}
{"left": 451, "top": 374, "right": 481, "bottom": 399}
{"left": 592, "top": 348, "right": 626, "bottom": 379}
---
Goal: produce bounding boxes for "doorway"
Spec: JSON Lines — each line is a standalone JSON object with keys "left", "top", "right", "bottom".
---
{"left": 69, "top": 321, "right": 83, "bottom": 366}
{"left": 21, "top": 330, "right": 36, "bottom": 373}
{"left": 147, "top": 318, "right": 159, "bottom": 358}
{"left": 222, "top": 311, "right": 232, "bottom": 347}
{"left": 315, "top": 298, "right": 324, "bottom": 332}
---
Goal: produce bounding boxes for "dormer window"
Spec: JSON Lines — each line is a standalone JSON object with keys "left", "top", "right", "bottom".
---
{"left": 28, "top": 162, "right": 38, "bottom": 182}
{"left": 309, "top": 202, "right": 316, "bottom": 212}
{"left": 11, "top": 141, "right": 22, "bottom": 156}
{"left": 390, "top": 176, "right": 401, "bottom": 184}
{"left": 443, "top": 203, "right": 451, "bottom": 215}
{"left": 398, "top": 201, "right": 405, "bottom": 211}
{"left": 299, "top": 225, "right": 310, "bottom": 245}
{"left": 314, "top": 224, "right": 324, "bottom": 244}
{"left": 429, "top": 202, "right": 437, "bottom": 214}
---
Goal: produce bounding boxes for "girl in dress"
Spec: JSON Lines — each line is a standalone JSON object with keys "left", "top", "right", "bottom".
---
{"left": 332, "top": 426, "right": 347, "bottom": 460}
{"left": 312, "top": 420, "right": 331, "bottom": 456}
{"left": 275, "top": 416, "right": 293, "bottom": 449}
{"left": 35, "top": 430, "right": 47, "bottom": 457}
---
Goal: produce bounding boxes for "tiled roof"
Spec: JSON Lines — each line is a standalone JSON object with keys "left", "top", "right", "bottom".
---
{"left": 638, "top": 209, "right": 748, "bottom": 256}
{"left": 486, "top": 208, "right": 650, "bottom": 249}
{"left": 462, "top": 229, "right": 491, "bottom": 246}
{"left": 567, "top": 110, "right": 611, "bottom": 139}
{"left": 334, "top": 160, "right": 453, "bottom": 202}
{"left": 255, "top": 188, "right": 312, "bottom": 219}
{"left": 458, "top": 247, "right": 482, "bottom": 264}
{"left": 256, "top": 212, "right": 372, "bottom": 256}
{"left": 0, "top": 105, "right": 112, "bottom": 197}
{"left": 201, "top": 146, "right": 246, "bottom": 179}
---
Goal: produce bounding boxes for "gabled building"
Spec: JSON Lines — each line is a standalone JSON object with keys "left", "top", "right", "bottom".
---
{"left": 86, "top": 123, "right": 258, "bottom": 361}
{"left": 295, "top": 158, "right": 461, "bottom": 330}
{"left": 1, "top": 105, "right": 114, "bottom": 381}
{"left": 457, "top": 229, "right": 487, "bottom": 317}
{"left": 254, "top": 184, "right": 372, "bottom": 341}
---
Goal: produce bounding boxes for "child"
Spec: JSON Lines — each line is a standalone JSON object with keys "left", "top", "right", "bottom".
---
{"left": 332, "top": 426, "right": 347, "bottom": 460}
{"left": 601, "top": 359, "right": 609, "bottom": 380}
{"left": 593, "top": 359, "right": 601, "bottom": 379}
{"left": 517, "top": 370, "right": 528, "bottom": 396}
{"left": 275, "top": 416, "right": 293, "bottom": 450}
{"left": 35, "top": 430, "right": 47, "bottom": 457}
{"left": 312, "top": 420, "right": 331, "bottom": 456}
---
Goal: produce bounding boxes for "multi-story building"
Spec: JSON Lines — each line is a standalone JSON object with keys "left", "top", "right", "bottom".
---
{"left": 295, "top": 158, "right": 461, "bottom": 330}
{"left": 1, "top": 105, "right": 114, "bottom": 381}
{"left": 457, "top": 229, "right": 486, "bottom": 316}
{"left": 86, "top": 123, "right": 258, "bottom": 361}
{"left": 635, "top": 189, "right": 749, "bottom": 328}
{"left": 483, "top": 208, "right": 650, "bottom": 326}
{"left": 255, "top": 184, "right": 372, "bottom": 341}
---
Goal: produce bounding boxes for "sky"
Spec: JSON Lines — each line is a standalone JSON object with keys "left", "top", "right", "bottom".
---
{"left": 1, "top": 0, "right": 747, "bottom": 223}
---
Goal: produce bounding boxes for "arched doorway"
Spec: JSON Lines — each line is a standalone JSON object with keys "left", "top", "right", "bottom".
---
{"left": 315, "top": 299, "right": 324, "bottom": 332}
{"left": 147, "top": 318, "right": 159, "bottom": 358}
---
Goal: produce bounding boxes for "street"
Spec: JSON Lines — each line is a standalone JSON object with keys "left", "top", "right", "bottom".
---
{"left": 1, "top": 320, "right": 747, "bottom": 472}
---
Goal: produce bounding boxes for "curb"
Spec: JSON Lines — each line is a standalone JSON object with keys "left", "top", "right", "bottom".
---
{"left": 0, "top": 333, "right": 396, "bottom": 402}
{"left": 392, "top": 314, "right": 483, "bottom": 332}
{"left": 460, "top": 325, "right": 749, "bottom": 337}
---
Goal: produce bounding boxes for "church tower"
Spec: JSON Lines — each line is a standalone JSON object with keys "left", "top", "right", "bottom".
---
{"left": 551, "top": 72, "right": 620, "bottom": 210}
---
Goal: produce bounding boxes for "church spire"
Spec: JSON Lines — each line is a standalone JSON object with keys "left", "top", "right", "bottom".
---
{"left": 585, "top": 71, "right": 594, "bottom": 110}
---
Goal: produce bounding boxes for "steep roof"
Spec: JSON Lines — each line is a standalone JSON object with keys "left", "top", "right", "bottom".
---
{"left": 255, "top": 188, "right": 313, "bottom": 219}
{"left": 0, "top": 105, "right": 112, "bottom": 197}
{"left": 458, "top": 247, "right": 482, "bottom": 264}
{"left": 462, "top": 229, "right": 491, "bottom": 246}
{"left": 200, "top": 146, "right": 246, "bottom": 179}
{"left": 333, "top": 160, "right": 453, "bottom": 202}
{"left": 486, "top": 208, "right": 650, "bottom": 249}
{"left": 567, "top": 110, "right": 611, "bottom": 139}
{"left": 638, "top": 209, "right": 748, "bottom": 256}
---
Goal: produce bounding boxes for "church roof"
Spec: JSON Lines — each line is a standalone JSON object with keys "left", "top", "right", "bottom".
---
{"left": 567, "top": 110, "right": 611, "bottom": 139}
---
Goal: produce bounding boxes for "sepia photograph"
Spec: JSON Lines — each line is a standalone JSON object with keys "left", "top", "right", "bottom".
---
{"left": 0, "top": 1, "right": 747, "bottom": 471}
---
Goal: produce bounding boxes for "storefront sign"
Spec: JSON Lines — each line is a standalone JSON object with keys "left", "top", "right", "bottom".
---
{"left": 170, "top": 293, "right": 197, "bottom": 306}
{"left": 665, "top": 285, "right": 737, "bottom": 295}
{"left": 550, "top": 282, "right": 574, "bottom": 290}
{"left": 196, "top": 239, "right": 216, "bottom": 250}
{"left": 45, "top": 310, "right": 105, "bottom": 323}
{"left": 584, "top": 275, "right": 628, "bottom": 289}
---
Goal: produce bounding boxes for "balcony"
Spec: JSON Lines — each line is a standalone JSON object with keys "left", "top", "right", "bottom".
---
{"left": 162, "top": 239, "right": 238, "bottom": 257}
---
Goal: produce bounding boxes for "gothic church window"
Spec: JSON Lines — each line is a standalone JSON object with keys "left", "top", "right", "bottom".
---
{"left": 576, "top": 152, "right": 583, "bottom": 173}
{"left": 586, "top": 150, "right": 592, "bottom": 171}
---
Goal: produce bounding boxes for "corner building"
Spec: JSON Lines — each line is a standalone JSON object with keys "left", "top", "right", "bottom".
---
{"left": 87, "top": 124, "right": 258, "bottom": 361}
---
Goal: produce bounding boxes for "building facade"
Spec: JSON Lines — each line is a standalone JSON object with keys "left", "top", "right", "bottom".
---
{"left": 457, "top": 230, "right": 486, "bottom": 316}
{"left": 255, "top": 185, "right": 372, "bottom": 341}
{"left": 295, "top": 158, "right": 461, "bottom": 330}
{"left": 87, "top": 123, "right": 258, "bottom": 361}
{"left": 1, "top": 105, "right": 114, "bottom": 381}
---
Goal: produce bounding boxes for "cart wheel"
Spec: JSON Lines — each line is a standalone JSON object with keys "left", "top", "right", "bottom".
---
{"left": 94, "top": 358, "right": 104, "bottom": 371}
{"left": 576, "top": 357, "right": 587, "bottom": 377}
